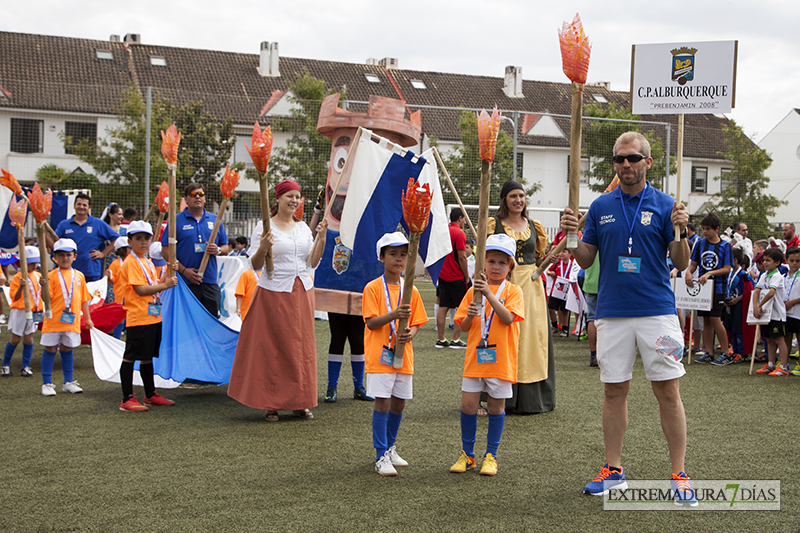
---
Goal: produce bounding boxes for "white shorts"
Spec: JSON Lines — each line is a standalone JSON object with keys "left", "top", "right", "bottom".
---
{"left": 596, "top": 315, "right": 686, "bottom": 383}
{"left": 40, "top": 331, "right": 82, "bottom": 349}
{"left": 366, "top": 373, "right": 413, "bottom": 400}
{"left": 461, "top": 377, "right": 513, "bottom": 399}
{"left": 7, "top": 308, "right": 37, "bottom": 336}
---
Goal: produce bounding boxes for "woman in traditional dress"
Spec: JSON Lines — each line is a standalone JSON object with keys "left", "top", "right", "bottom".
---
{"left": 227, "top": 180, "right": 326, "bottom": 421}
{"left": 487, "top": 180, "right": 555, "bottom": 414}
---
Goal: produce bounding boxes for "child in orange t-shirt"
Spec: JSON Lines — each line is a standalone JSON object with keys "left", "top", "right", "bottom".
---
{"left": 363, "top": 232, "right": 428, "bottom": 477}
{"left": 450, "top": 234, "right": 524, "bottom": 476}
{"left": 40, "top": 239, "right": 93, "bottom": 396}
{"left": 235, "top": 268, "right": 258, "bottom": 321}
{"left": 2, "top": 247, "right": 44, "bottom": 378}
{"left": 106, "top": 236, "right": 131, "bottom": 339}
{"left": 118, "top": 221, "right": 178, "bottom": 411}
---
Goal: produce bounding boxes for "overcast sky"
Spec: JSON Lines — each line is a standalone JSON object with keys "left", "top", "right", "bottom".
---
{"left": 4, "top": 0, "right": 797, "bottom": 142}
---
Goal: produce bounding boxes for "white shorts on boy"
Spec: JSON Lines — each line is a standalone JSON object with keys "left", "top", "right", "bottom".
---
{"left": 596, "top": 315, "right": 686, "bottom": 383}
{"left": 461, "top": 377, "right": 513, "bottom": 399}
{"left": 366, "top": 373, "right": 413, "bottom": 400}
{"left": 7, "top": 308, "right": 37, "bottom": 336}
{"left": 40, "top": 331, "right": 82, "bottom": 348}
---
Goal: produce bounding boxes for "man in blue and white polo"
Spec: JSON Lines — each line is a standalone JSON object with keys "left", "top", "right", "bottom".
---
{"left": 161, "top": 183, "right": 227, "bottom": 317}
{"left": 561, "top": 131, "right": 697, "bottom": 505}
{"left": 51, "top": 193, "right": 119, "bottom": 282}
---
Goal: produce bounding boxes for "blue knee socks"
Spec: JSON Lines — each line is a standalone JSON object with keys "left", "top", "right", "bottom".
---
{"left": 486, "top": 412, "right": 505, "bottom": 457}
{"left": 22, "top": 343, "right": 33, "bottom": 368}
{"left": 41, "top": 350, "right": 56, "bottom": 384}
{"left": 3, "top": 342, "right": 15, "bottom": 366}
{"left": 460, "top": 410, "right": 477, "bottom": 458}
{"left": 372, "top": 410, "right": 389, "bottom": 461}
{"left": 351, "top": 354, "right": 365, "bottom": 390}
{"left": 60, "top": 350, "right": 74, "bottom": 383}
{"left": 387, "top": 411, "right": 403, "bottom": 448}
{"left": 327, "top": 354, "right": 342, "bottom": 388}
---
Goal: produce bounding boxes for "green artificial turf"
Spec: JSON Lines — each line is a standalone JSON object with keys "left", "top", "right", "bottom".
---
{"left": 0, "top": 282, "right": 796, "bottom": 532}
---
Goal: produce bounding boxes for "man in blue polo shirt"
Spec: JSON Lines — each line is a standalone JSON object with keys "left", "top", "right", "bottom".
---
{"left": 51, "top": 193, "right": 119, "bottom": 282}
{"left": 561, "top": 131, "right": 697, "bottom": 505}
{"left": 161, "top": 182, "right": 227, "bottom": 317}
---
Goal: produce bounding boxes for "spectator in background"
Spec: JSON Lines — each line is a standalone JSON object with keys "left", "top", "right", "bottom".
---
{"left": 50, "top": 193, "right": 119, "bottom": 282}
{"left": 732, "top": 221, "right": 753, "bottom": 260}
{"left": 783, "top": 223, "right": 800, "bottom": 249}
{"left": 121, "top": 207, "right": 137, "bottom": 236}
{"left": 230, "top": 236, "right": 249, "bottom": 257}
{"left": 102, "top": 203, "right": 124, "bottom": 236}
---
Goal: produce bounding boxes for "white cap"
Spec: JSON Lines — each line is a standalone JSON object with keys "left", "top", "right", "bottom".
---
{"left": 485, "top": 234, "right": 516, "bottom": 258}
{"left": 25, "top": 246, "right": 40, "bottom": 263}
{"left": 126, "top": 220, "right": 153, "bottom": 236}
{"left": 149, "top": 242, "right": 167, "bottom": 267}
{"left": 53, "top": 238, "right": 77, "bottom": 252}
{"left": 375, "top": 231, "right": 409, "bottom": 260}
{"left": 114, "top": 236, "right": 130, "bottom": 250}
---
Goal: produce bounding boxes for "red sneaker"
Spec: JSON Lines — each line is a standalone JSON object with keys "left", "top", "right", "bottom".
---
{"left": 144, "top": 392, "right": 175, "bottom": 406}
{"left": 120, "top": 394, "right": 149, "bottom": 412}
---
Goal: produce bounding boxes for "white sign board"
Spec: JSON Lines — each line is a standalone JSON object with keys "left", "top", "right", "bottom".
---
{"left": 671, "top": 278, "right": 713, "bottom": 311}
{"left": 746, "top": 295, "right": 772, "bottom": 325}
{"left": 631, "top": 40, "right": 737, "bottom": 114}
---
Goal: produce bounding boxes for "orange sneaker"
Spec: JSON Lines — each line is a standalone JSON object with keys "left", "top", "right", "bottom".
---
{"left": 120, "top": 394, "right": 148, "bottom": 412}
{"left": 768, "top": 365, "right": 789, "bottom": 377}
{"left": 144, "top": 392, "right": 175, "bottom": 406}
{"left": 756, "top": 364, "right": 774, "bottom": 374}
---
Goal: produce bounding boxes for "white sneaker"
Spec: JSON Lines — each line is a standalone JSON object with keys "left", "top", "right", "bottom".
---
{"left": 42, "top": 383, "right": 57, "bottom": 396}
{"left": 62, "top": 381, "right": 83, "bottom": 394}
{"left": 375, "top": 452, "right": 398, "bottom": 476}
{"left": 0, "top": 315, "right": 6, "bottom": 324}
{"left": 1, "top": 365, "right": 11, "bottom": 377}
{"left": 387, "top": 445, "right": 408, "bottom": 467}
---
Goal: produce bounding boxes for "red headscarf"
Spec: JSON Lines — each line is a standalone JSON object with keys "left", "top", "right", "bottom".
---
{"left": 275, "top": 180, "right": 301, "bottom": 199}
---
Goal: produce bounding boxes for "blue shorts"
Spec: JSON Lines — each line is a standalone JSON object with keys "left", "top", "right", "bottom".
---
{"left": 584, "top": 292, "right": 597, "bottom": 322}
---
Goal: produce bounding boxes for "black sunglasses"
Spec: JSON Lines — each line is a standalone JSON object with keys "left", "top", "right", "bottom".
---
{"left": 612, "top": 153, "right": 648, "bottom": 164}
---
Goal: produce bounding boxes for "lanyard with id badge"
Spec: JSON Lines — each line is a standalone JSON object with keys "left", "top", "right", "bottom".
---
{"left": 57, "top": 269, "right": 77, "bottom": 325}
{"left": 193, "top": 219, "right": 207, "bottom": 253}
{"left": 618, "top": 184, "right": 648, "bottom": 275}
{"left": 29, "top": 274, "right": 43, "bottom": 323}
{"left": 380, "top": 276, "right": 402, "bottom": 367}
{"left": 477, "top": 281, "right": 506, "bottom": 364}
{"left": 135, "top": 255, "right": 162, "bottom": 316}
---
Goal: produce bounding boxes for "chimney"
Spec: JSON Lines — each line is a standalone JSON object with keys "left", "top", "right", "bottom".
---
{"left": 379, "top": 57, "right": 399, "bottom": 69}
{"left": 110, "top": 35, "right": 120, "bottom": 42}
{"left": 587, "top": 81, "right": 611, "bottom": 90}
{"left": 366, "top": 58, "right": 378, "bottom": 66}
{"left": 123, "top": 33, "right": 141, "bottom": 44}
{"left": 259, "top": 41, "right": 280, "bottom": 77}
{"left": 504, "top": 66, "right": 523, "bottom": 98}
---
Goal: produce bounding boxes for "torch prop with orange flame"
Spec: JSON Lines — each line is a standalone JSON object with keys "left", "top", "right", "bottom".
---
{"left": 198, "top": 166, "right": 239, "bottom": 278}
{"left": 472, "top": 107, "right": 502, "bottom": 304}
{"left": 244, "top": 122, "right": 276, "bottom": 278}
{"left": 152, "top": 181, "right": 170, "bottom": 240}
{"left": 28, "top": 182, "right": 54, "bottom": 317}
{"left": 559, "top": 13, "right": 592, "bottom": 250}
{"left": 8, "top": 195, "right": 32, "bottom": 319}
{"left": 530, "top": 175, "right": 619, "bottom": 280}
{"left": 160, "top": 125, "right": 181, "bottom": 276}
{"left": 391, "top": 179, "right": 433, "bottom": 369}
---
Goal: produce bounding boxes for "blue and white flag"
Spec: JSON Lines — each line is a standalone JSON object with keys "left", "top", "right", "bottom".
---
{"left": 338, "top": 129, "right": 451, "bottom": 286}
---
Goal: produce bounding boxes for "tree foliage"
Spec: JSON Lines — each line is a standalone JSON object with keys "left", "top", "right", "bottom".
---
{"left": 712, "top": 120, "right": 781, "bottom": 239}
{"left": 582, "top": 103, "right": 674, "bottom": 193}
{"left": 435, "top": 110, "right": 540, "bottom": 212}
{"left": 63, "top": 86, "right": 239, "bottom": 211}
{"left": 269, "top": 70, "right": 342, "bottom": 206}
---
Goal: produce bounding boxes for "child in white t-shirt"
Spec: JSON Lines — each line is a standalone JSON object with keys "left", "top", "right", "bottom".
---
{"left": 754, "top": 248, "right": 789, "bottom": 376}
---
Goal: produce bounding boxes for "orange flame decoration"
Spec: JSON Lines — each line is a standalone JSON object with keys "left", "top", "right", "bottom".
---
{"left": 156, "top": 181, "right": 170, "bottom": 213}
{"left": 401, "top": 178, "right": 433, "bottom": 234}
{"left": 27, "top": 182, "right": 53, "bottom": 223}
{"left": 294, "top": 197, "right": 305, "bottom": 221}
{"left": 160, "top": 124, "right": 181, "bottom": 166}
{"left": 8, "top": 196, "right": 27, "bottom": 228}
{"left": 0, "top": 168, "right": 23, "bottom": 196}
{"left": 558, "top": 13, "right": 592, "bottom": 85}
{"left": 476, "top": 107, "right": 502, "bottom": 163}
{"left": 220, "top": 166, "right": 240, "bottom": 199}
{"left": 179, "top": 197, "right": 187, "bottom": 213}
{"left": 244, "top": 122, "right": 273, "bottom": 174}
{"left": 604, "top": 174, "right": 620, "bottom": 193}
